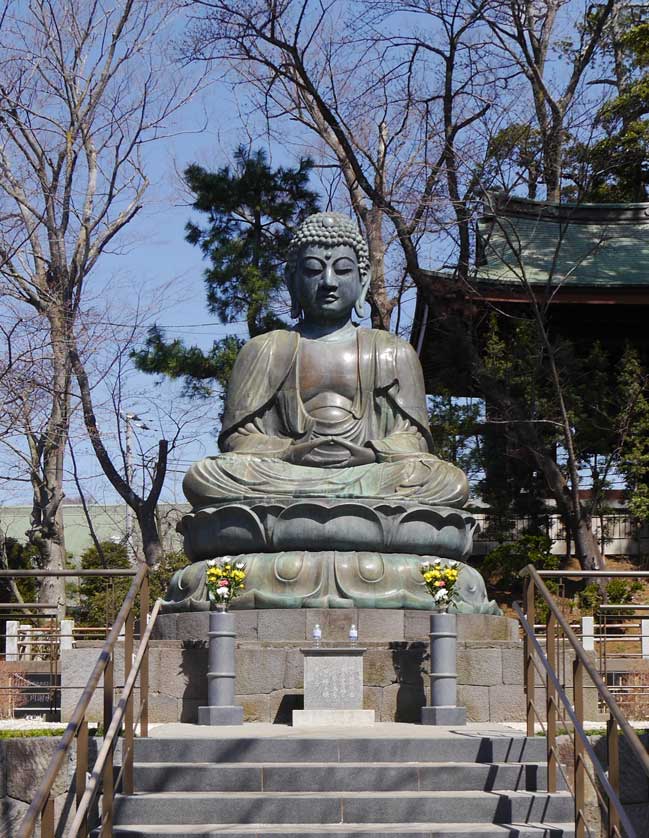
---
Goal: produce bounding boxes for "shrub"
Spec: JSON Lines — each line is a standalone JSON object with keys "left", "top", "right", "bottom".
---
{"left": 577, "top": 582, "right": 602, "bottom": 615}
{"left": 75, "top": 542, "right": 131, "bottom": 628}
{"left": 74, "top": 543, "right": 189, "bottom": 627}
{"left": 576, "top": 578, "right": 642, "bottom": 616}
{"left": 149, "top": 550, "right": 189, "bottom": 603}
{"left": 482, "top": 534, "right": 558, "bottom": 590}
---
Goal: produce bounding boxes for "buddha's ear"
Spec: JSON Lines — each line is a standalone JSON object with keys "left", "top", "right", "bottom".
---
{"left": 286, "top": 266, "right": 301, "bottom": 319}
{"left": 354, "top": 270, "right": 371, "bottom": 319}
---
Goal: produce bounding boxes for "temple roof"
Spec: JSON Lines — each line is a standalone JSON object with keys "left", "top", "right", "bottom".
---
{"left": 477, "top": 194, "right": 649, "bottom": 288}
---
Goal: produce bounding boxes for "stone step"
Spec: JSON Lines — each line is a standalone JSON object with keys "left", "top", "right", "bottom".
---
{"left": 104, "top": 821, "right": 575, "bottom": 837}
{"left": 112, "top": 790, "right": 574, "bottom": 826}
{"left": 133, "top": 736, "right": 548, "bottom": 766}
{"left": 133, "top": 761, "right": 558, "bottom": 793}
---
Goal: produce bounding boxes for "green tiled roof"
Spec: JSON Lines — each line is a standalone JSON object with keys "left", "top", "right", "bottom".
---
{"left": 477, "top": 196, "right": 649, "bottom": 287}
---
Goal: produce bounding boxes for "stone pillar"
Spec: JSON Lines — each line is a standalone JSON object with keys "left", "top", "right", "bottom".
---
{"left": 421, "top": 612, "right": 466, "bottom": 725}
{"left": 5, "top": 620, "right": 19, "bottom": 661}
{"left": 642, "top": 619, "right": 649, "bottom": 661}
{"left": 581, "top": 616, "right": 595, "bottom": 652}
{"left": 198, "top": 609, "right": 243, "bottom": 725}
{"left": 60, "top": 619, "right": 74, "bottom": 652}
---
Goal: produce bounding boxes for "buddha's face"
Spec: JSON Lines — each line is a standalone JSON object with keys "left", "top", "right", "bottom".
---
{"left": 294, "top": 244, "right": 362, "bottom": 324}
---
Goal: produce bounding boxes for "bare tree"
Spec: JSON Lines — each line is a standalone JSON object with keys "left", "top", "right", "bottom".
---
{"left": 0, "top": 0, "right": 199, "bottom": 612}
{"left": 186, "top": 0, "right": 629, "bottom": 569}
{"left": 186, "top": 0, "right": 502, "bottom": 327}
{"left": 480, "top": 0, "right": 616, "bottom": 201}
{"left": 68, "top": 302, "right": 210, "bottom": 567}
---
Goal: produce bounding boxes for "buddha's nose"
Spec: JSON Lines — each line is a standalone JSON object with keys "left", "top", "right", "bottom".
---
{"left": 323, "top": 264, "right": 338, "bottom": 288}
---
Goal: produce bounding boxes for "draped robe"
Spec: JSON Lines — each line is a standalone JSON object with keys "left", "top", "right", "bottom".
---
{"left": 183, "top": 327, "right": 469, "bottom": 508}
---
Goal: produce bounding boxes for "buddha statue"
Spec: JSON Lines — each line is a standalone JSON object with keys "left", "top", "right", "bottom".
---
{"left": 163, "top": 213, "right": 499, "bottom": 614}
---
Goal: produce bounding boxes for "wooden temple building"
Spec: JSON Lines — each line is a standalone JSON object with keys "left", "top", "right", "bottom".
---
{"left": 412, "top": 193, "right": 649, "bottom": 393}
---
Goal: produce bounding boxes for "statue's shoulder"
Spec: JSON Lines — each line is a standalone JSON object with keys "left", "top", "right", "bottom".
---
{"left": 238, "top": 329, "right": 298, "bottom": 358}
{"left": 357, "top": 327, "right": 420, "bottom": 363}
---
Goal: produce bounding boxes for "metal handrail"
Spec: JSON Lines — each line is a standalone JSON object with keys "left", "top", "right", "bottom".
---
{"left": 68, "top": 598, "right": 162, "bottom": 835}
{"left": 513, "top": 600, "right": 636, "bottom": 837}
{"left": 18, "top": 564, "right": 151, "bottom": 838}
{"left": 0, "top": 569, "right": 138, "bottom": 577}
{"left": 533, "top": 570, "right": 649, "bottom": 578}
{"left": 519, "top": 564, "right": 649, "bottom": 837}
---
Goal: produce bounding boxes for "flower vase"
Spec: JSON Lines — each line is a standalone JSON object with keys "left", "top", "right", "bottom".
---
{"left": 198, "top": 606, "right": 243, "bottom": 725}
{"left": 421, "top": 610, "right": 466, "bottom": 726}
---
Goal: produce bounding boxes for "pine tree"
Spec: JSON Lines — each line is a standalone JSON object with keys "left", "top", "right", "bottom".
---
{"left": 571, "top": 18, "right": 649, "bottom": 201}
{"left": 618, "top": 346, "right": 649, "bottom": 521}
{"left": 133, "top": 146, "right": 320, "bottom": 395}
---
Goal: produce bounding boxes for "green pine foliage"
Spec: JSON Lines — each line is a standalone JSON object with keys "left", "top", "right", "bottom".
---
{"left": 573, "top": 20, "right": 649, "bottom": 201}
{"left": 477, "top": 314, "right": 623, "bottom": 522}
{"left": 133, "top": 146, "right": 320, "bottom": 397}
{"left": 617, "top": 346, "right": 649, "bottom": 521}
{"left": 428, "top": 392, "right": 482, "bottom": 481}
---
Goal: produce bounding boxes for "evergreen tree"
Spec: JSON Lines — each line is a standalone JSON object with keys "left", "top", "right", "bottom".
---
{"left": 570, "top": 18, "right": 649, "bottom": 201}
{"left": 617, "top": 346, "right": 649, "bottom": 521}
{"left": 133, "top": 147, "right": 320, "bottom": 396}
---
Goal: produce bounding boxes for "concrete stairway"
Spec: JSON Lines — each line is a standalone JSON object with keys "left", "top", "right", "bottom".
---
{"left": 108, "top": 729, "right": 575, "bottom": 837}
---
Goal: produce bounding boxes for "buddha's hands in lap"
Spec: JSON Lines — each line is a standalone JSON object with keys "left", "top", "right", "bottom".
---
{"left": 284, "top": 437, "right": 376, "bottom": 468}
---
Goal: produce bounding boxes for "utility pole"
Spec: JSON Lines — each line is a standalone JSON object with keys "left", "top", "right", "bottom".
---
{"left": 121, "top": 412, "right": 150, "bottom": 563}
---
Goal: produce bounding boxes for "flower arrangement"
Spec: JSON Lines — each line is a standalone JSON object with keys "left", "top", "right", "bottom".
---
{"left": 205, "top": 558, "right": 246, "bottom": 607}
{"left": 420, "top": 559, "right": 460, "bottom": 610}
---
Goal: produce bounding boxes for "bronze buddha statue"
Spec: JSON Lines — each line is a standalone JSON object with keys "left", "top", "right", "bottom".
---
{"left": 164, "top": 213, "right": 499, "bottom": 614}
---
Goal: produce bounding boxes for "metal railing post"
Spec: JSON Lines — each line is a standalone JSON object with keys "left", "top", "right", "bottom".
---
{"left": 41, "top": 795, "right": 54, "bottom": 838}
{"left": 76, "top": 719, "right": 89, "bottom": 838}
{"left": 524, "top": 574, "right": 536, "bottom": 737}
{"left": 123, "top": 609, "right": 134, "bottom": 794}
{"left": 102, "top": 654, "right": 114, "bottom": 838}
{"left": 573, "top": 659, "right": 586, "bottom": 838}
{"left": 607, "top": 717, "right": 620, "bottom": 838}
{"left": 140, "top": 571, "right": 150, "bottom": 737}
{"left": 546, "top": 611, "right": 558, "bottom": 793}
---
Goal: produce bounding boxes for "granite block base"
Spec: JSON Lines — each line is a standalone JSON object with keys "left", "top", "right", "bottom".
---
{"left": 421, "top": 705, "right": 467, "bottom": 726}
{"left": 292, "top": 709, "right": 375, "bottom": 726}
{"left": 197, "top": 705, "right": 244, "bottom": 726}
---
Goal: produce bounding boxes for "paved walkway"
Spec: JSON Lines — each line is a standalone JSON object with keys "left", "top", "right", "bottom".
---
{"left": 148, "top": 722, "right": 531, "bottom": 739}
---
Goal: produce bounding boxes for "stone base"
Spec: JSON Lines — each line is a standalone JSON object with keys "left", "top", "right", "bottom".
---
{"left": 179, "top": 499, "right": 476, "bottom": 559}
{"left": 197, "top": 705, "right": 244, "bottom": 726}
{"left": 62, "top": 612, "right": 604, "bottom": 726}
{"left": 162, "top": 552, "right": 501, "bottom": 614}
{"left": 421, "top": 705, "right": 467, "bottom": 726}
{"left": 154, "top": 609, "right": 518, "bottom": 644}
{"left": 292, "top": 709, "right": 375, "bottom": 727}
{"left": 164, "top": 499, "right": 502, "bottom": 614}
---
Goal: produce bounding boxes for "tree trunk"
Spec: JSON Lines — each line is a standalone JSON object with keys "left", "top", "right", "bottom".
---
{"left": 136, "top": 505, "right": 165, "bottom": 567}
{"left": 34, "top": 507, "right": 67, "bottom": 620}
{"left": 525, "top": 439, "right": 605, "bottom": 570}
{"left": 544, "top": 126, "right": 563, "bottom": 203}
{"left": 70, "top": 338, "right": 169, "bottom": 569}
{"left": 27, "top": 310, "right": 71, "bottom": 619}
{"left": 364, "top": 207, "right": 392, "bottom": 329}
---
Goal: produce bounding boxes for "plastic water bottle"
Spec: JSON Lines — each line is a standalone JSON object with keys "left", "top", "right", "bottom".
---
{"left": 349, "top": 623, "right": 358, "bottom": 645}
{"left": 312, "top": 623, "right": 322, "bottom": 647}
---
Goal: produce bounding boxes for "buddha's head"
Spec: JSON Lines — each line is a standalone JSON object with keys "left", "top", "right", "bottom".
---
{"left": 285, "top": 212, "right": 371, "bottom": 324}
